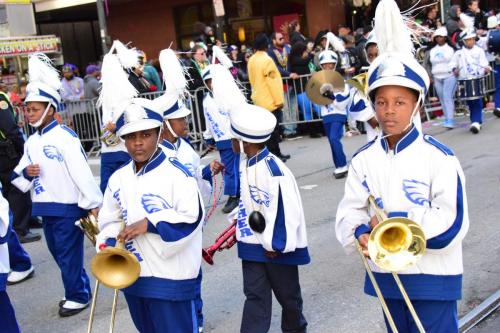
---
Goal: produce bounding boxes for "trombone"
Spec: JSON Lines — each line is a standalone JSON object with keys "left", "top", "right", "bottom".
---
{"left": 78, "top": 214, "right": 141, "bottom": 333}
{"left": 356, "top": 195, "right": 426, "bottom": 333}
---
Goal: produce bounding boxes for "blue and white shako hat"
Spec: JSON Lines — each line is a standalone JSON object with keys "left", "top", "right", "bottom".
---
{"left": 152, "top": 92, "right": 191, "bottom": 120}
{"left": 116, "top": 98, "right": 163, "bottom": 138}
{"left": 318, "top": 50, "right": 338, "bottom": 65}
{"left": 25, "top": 53, "right": 62, "bottom": 111}
{"left": 459, "top": 28, "right": 477, "bottom": 41}
{"left": 367, "top": 0, "right": 430, "bottom": 101}
{"left": 229, "top": 105, "right": 276, "bottom": 143}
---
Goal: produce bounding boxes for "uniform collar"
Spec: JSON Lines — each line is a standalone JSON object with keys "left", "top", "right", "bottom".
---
{"left": 39, "top": 120, "right": 58, "bottom": 135}
{"left": 247, "top": 147, "right": 269, "bottom": 167}
{"left": 136, "top": 149, "right": 166, "bottom": 176}
{"left": 160, "top": 139, "right": 177, "bottom": 152}
{"left": 380, "top": 124, "right": 419, "bottom": 155}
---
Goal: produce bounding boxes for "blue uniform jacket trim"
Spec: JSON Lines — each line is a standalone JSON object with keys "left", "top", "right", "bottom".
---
{"left": 0, "top": 273, "right": 7, "bottom": 291}
{"left": 21, "top": 168, "right": 34, "bottom": 181}
{"left": 423, "top": 135, "right": 455, "bottom": 156}
{"left": 161, "top": 139, "right": 176, "bottom": 152}
{"left": 394, "top": 125, "right": 419, "bottom": 154}
{"left": 364, "top": 272, "right": 462, "bottom": 300}
{"left": 388, "top": 211, "right": 408, "bottom": 218}
{"left": 354, "top": 224, "right": 371, "bottom": 239}
{"left": 168, "top": 157, "right": 193, "bottom": 177}
{"left": 237, "top": 242, "right": 310, "bottom": 265}
{"left": 32, "top": 202, "right": 86, "bottom": 218}
{"left": 350, "top": 99, "right": 367, "bottom": 113}
{"left": 427, "top": 174, "right": 464, "bottom": 249}
{"left": 322, "top": 113, "right": 347, "bottom": 124}
{"left": 148, "top": 199, "right": 203, "bottom": 242}
{"left": 353, "top": 137, "right": 377, "bottom": 158}
{"left": 265, "top": 157, "right": 283, "bottom": 177}
{"left": 101, "top": 151, "right": 131, "bottom": 164}
{"left": 247, "top": 148, "right": 269, "bottom": 167}
{"left": 0, "top": 212, "right": 11, "bottom": 244}
{"left": 215, "top": 139, "right": 232, "bottom": 150}
{"left": 39, "top": 120, "right": 58, "bottom": 135}
{"left": 122, "top": 275, "right": 200, "bottom": 301}
{"left": 201, "top": 165, "right": 212, "bottom": 184}
{"left": 139, "top": 149, "right": 165, "bottom": 176}
{"left": 271, "top": 187, "right": 286, "bottom": 252}
{"left": 60, "top": 125, "right": 78, "bottom": 138}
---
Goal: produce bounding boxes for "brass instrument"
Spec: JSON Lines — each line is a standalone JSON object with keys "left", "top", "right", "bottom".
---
{"left": 78, "top": 213, "right": 140, "bottom": 333}
{"left": 305, "top": 70, "right": 345, "bottom": 105}
{"left": 356, "top": 195, "right": 426, "bottom": 333}
{"left": 202, "top": 220, "right": 237, "bottom": 265}
{"left": 346, "top": 72, "right": 368, "bottom": 96}
{"left": 100, "top": 125, "right": 121, "bottom": 147}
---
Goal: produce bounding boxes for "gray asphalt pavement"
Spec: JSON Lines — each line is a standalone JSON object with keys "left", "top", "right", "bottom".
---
{"left": 8, "top": 112, "right": 500, "bottom": 333}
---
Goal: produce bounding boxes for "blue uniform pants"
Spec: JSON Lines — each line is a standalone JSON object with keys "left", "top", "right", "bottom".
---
{"left": 0, "top": 291, "right": 20, "bottom": 333}
{"left": 100, "top": 152, "right": 131, "bottom": 193}
{"left": 467, "top": 99, "right": 483, "bottom": 124}
{"left": 124, "top": 293, "right": 197, "bottom": 333}
{"left": 42, "top": 216, "right": 91, "bottom": 304}
{"left": 383, "top": 299, "right": 458, "bottom": 333}
{"left": 495, "top": 64, "right": 500, "bottom": 108}
{"left": 7, "top": 224, "right": 31, "bottom": 272}
{"left": 219, "top": 148, "right": 240, "bottom": 197}
{"left": 323, "top": 116, "right": 347, "bottom": 168}
{"left": 194, "top": 270, "right": 203, "bottom": 329}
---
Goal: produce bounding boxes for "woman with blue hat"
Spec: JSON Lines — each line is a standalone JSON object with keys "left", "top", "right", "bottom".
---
{"left": 336, "top": 0, "right": 469, "bottom": 332}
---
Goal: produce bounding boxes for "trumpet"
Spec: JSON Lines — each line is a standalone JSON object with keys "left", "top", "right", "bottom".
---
{"left": 356, "top": 195, "right": 426, "bottom": 333}
{"left": 100, "top": 125, "right": 121, "bottom": 147}
{"left": 202, "top": 220, "right": 237, "bottom": 265}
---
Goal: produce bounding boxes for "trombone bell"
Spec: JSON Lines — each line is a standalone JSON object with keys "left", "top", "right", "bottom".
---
{"left": 91, "top": 247, "right": 141, "bottom": 290}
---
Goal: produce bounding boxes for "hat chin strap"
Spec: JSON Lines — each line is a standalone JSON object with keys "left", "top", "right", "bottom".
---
{"left": 165, "top": 119, "right": 178, "bottom": 138}
{"left": 239, "top": 140, "right": 246, "bottom": 161}
{"left": 380, "top": 93, "right": 422, "bottom": 141}
{"left": 29, "top": 103, "right": 51, "bottom": 128}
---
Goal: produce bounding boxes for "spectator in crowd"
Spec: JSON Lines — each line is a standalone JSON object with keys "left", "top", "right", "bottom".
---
{"left": 354, "top": 26, "right": 373, "bottom": 67}
{"left": 186, "top": 44, "right": 210, "bottom": 131}
{"left": 465, "top": 0, "right": 486, "bottom": 30}
{"left": 340, "top": 35, "right": 360, "bottom": 76}
{"left": 288, "top": 20, "right": 307, "bottom": 45}
{"left": 423, "top": 5, "right": 440, "bottom": 29}
{"left": 446, "top": 5, "right": 463, "bottom": 47}
{"left": 228, "top": 44, "right": 239, "bottom": 64}
{"left": 138, "top": 51, "right": 161, "bottom": 91}
{"left": 60, "top": 63, "right": 84, "bottom": 102}
{"left": 238, "top": 49, "right": 253, "bottom": 101}
{"left": 127, "top": 66, "right": 151, "bottom": 94}
{"left": 268, "top": 31, "right": 299, "bottom": 138}
{"left": 83, "top": 64, "right": 100, "bottom": 100}
{"left": 247, "top": 33, "right": 290, "bottom": 161}
{"left": 312, "top": 30, "right": 329, "bottom": 70}
{"left": 428, "top": 27, "right": 457, "bottom": 129}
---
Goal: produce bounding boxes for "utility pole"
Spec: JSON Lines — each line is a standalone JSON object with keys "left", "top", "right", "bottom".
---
{"left": 96, "top": 0, "right": 109, "bottom": 54}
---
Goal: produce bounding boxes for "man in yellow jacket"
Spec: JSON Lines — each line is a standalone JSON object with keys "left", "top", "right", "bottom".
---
{"left": 247, "top": 33, "right": 290, "bottom": 162}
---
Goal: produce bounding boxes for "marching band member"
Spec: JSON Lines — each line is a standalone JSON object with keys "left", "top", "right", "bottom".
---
{"left": 450, "top": 28, "right": 491, "bottom": 134}
{"left": 212, "top": 64, "right": 310, "bottom": 333}
{"left": 336, "top": 0, "right": 469, "bottom": 332}
{"left": 96, "top": 52, "right": 204, "bottom": 331}
{"left": 0, "top": 183, "right": 21, "bottom": 333}
{"left": 318, "top": 50, "right": 377, "bottom": 179}
{"left": 11, "top": 53, "right": 102, "bottom": 316}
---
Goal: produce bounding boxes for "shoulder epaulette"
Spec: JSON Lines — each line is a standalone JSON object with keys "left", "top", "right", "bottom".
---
{"left": 60, "top": 124, "right": 78, "bottom": 138}
{"left": 352, "top": 137, "right": 377, "bottom": 158}
{"left": 168, "top": 157, "right": 193, "bottom": 177}
{"left": 265, "top": 156, "right": 284, "bottom": 177}
{"left": 423, "top": 135, "right": 454, "bottom": 156}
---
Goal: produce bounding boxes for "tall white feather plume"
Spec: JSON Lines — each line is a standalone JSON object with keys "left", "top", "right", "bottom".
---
{"left": 212, "top": 45, "right": 234, "bottom": 68}
{"left": 28, "top": 53, "right": 61, "bottom": 91}
{"left": 159, "top": 48, "right": 188, "bottom": 96}
{"left": 325, "top": 32, "right": 345, "bottom": 53}
{"left": 97, "top": 52, "right": 138, "bottom": 124}
{"left": 212, "top": 64, "right": 246, "bottom": 112}
{"left": 374, "top": 0, "right": 414, "bottom": 55}
{"left": 112, "top": 40, "right": 140, "bottom": 69}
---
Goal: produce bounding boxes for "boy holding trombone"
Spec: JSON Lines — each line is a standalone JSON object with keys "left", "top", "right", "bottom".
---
{"left": 335, "top": 0, "right": 469, "bottom": 332}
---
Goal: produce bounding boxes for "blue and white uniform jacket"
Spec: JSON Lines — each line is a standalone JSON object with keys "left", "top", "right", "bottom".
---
{"left": 11, "top": 120, "right": 102, "bottom": 217}
{"left": 202, "top": 92, "right": 232, "bottom": 150}
{"left": 0, "top": 184, "right": 10, "bottom": 291}
{"left": 320, "top": 84, "right": 375, "bottom": 124}
{"left": 449, "top": 45, "right": 489, "bottom": 80}
{"left": 236, "top": 148, "right": 310, "bottom": 265}
{"left": 96, "top": 149, "right": 205, "bottom": 301}
{"left": 160, "top": 138, "right": 212, "bottom": 198}
{"left": 336, "top": 125, "right": 469, "bottom": 301}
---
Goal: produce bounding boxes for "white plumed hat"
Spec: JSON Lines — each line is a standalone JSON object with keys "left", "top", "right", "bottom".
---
{"left": 25, "top": 53, "right": 62, "bottom": 111}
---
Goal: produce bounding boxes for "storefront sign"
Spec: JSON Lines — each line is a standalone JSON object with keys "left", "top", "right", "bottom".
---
{"left": 213, "top": 0, "right": 225, "bottom": 17}
{"left": 0, "top": 36, "right": 60, "bottom": 56}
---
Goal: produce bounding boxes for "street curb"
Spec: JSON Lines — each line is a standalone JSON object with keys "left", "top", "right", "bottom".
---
{"left": 459, "top": 289, "right": 500, "bottom": 332}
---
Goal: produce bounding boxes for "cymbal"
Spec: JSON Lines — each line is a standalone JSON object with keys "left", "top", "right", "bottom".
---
{"left": 305, "top": 70, "right": 345, "bottom": 106}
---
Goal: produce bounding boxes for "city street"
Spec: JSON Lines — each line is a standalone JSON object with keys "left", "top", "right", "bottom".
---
{"left": 8, "top": 112, "right": 500, "bottom": 333}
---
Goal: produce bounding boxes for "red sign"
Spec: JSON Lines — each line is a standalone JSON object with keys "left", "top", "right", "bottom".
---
{"left": 272, "top": 14, "right": 299, "bottom": 43}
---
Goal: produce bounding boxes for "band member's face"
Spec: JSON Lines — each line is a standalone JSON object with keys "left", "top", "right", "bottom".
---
{"left": 374, "top": 85, "right": 418, "bottom": 136}
{"left": 463, "top": 38, "right": 475, "bottom": 49}
{"left": 435, "top": 36, "right": 446, "bottom": 46}
{"left": 366, "top": 44, "right": 379, "bottom": 64}
{"left": 25, "top": 101, "right": 54, "bottom": 124}
{"left": 321, "top": 63, "right": 336, "bottom": 70}
{"left": 123, "top": 128, "right": 159, "bottom": 164}
{"left": 169, "top": 117, "right": 189, "bottom": 138}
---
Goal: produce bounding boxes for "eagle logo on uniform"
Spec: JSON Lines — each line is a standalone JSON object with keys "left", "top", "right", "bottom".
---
{"left": 249, "top": 185, "right": 271, "bottom": 207}
{"left": 43, "top": 145, "right": 64, "bottom": 162}
{"left": 402, "top": 179, "right": 431, "bottom": 206}
{"left": 141, "top": 193, "right": 172, "bottom": 213}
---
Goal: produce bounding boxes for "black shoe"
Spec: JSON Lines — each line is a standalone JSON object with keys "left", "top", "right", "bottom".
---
{"left": 276, "top": 153, "right": 291, "bottom": 160}
{"left": 58, "top": 303, "right": 89, "bottom": 317}
{"left": 59, "top": 300, "right": 66, "bottom": 308}
{"left": 309, "top": 133, "right": 322, "bottom": 138}
{"left": 283, "top": 133, "right": 298, "bottom": 139}
{"left": 494, "top": 108, "right": 500, "bottom": 118}
{"left": 29, "top": 217, "right": 43, "bottom": 229}
{"left": 19, "top": 231, "right": 41, "bottom": 244}
{"left": 222, "top": 196, "right": 239, "bottom": 214}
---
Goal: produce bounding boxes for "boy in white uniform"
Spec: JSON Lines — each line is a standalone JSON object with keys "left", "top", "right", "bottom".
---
{"left": 336, "top": 1, "right": 469, "bottom": 332}
{"left": 11, "top": 53, "right": 102, "bottom": 317}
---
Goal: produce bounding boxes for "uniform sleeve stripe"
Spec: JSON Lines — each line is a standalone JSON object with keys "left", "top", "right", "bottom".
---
{"left": 427, "top": 174, "right": 464, "bottom": 249}
{"left": 271, "top": 186, "right": 287, "bottom": 252}
{"left": 153, "top": 198, "right": 203, "bottom": 242}
{"left": 265, "top": 157, "right": 284, "bottom": 177}
{"left": 423, "top": 135, "right": 454, "bottom": 156}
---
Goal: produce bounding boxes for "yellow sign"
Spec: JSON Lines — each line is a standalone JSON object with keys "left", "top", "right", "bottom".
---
{"left": 0, "top": 0, "right": 31, "bottom": 4}
{"left": 0, "top": 36, "right": 61, "bottom": 56}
